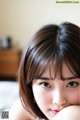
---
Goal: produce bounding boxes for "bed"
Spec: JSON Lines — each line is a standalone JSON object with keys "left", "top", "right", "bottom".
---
{"left": 0, "top": 81, "right": 19, "bottom": 119}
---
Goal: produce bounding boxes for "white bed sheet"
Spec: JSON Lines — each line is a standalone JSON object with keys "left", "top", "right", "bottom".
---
{"left": 0, "top": 81, "right": 19, "bottom": 111}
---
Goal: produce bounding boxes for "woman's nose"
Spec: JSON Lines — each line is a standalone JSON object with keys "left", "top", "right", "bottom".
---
{"left": 52, "top": 89, "right": 67, "bottom": 106}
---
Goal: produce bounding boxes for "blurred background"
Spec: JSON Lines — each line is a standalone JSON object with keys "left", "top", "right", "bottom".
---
{"left": 0, "top": 0, "right": 80, "bottom": 118}
{"left": 0, "top": 0, "right": 80, "bottom": 49}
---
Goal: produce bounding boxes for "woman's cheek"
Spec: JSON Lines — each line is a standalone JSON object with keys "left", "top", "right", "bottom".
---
{"left": 67, "top": 90, "right": 80, "bottom": 105}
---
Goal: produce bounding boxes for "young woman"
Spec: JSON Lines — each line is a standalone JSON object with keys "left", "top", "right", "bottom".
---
{"left": 10, "top": 22, "right": 80, "bottom": 120}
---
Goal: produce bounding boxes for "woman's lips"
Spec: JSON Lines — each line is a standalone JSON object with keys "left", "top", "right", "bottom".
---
{"left": 52, "top": 110, "right": 60, "bottom": 115}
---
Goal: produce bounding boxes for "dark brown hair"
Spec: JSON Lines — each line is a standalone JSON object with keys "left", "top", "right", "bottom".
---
{"left": 18, "top": 22, "right": 80, "bottom": 119}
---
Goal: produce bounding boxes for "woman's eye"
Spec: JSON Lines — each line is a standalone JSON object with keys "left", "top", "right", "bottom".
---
{"left": 67, "top": 82, "right": 79, "bottom": 88}
{"left": 39, "top": 82, "right": 51, "bottom": 88}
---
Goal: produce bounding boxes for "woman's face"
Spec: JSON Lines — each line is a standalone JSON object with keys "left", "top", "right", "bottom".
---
{"left": 32, "top": 64, "right": 80, "bottom": 120}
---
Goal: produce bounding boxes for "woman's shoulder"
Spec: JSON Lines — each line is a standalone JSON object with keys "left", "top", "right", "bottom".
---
{"left": 9, "top": 98, "right": 37, "bottom": 120}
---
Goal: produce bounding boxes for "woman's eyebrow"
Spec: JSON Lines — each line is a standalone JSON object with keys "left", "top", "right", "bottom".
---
{"left": 63, "top": 76, "right": 79, "bottom": 80}
{"left": 37, "top": 77, "right": 51, "bottom": 80}
{"left": 37, "top": 76, "right": 79, "bottom": 80}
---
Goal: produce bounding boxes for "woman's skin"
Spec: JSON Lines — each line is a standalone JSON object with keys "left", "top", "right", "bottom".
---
{"left": 32, "top": 63, "right": 80, "bottom": 120}
{"left": 9, "top": 99, "right": 36, "bottom": 120}
{"left": 53, "top": 106, "right": 80, "bottom": 120}
{"left": 9, "top": 100, "right": 80, "bottom": 120}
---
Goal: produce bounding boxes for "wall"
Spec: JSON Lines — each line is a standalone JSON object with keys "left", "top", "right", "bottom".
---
{"left": 0, "top": 0, "right": 80, "bottom": 48}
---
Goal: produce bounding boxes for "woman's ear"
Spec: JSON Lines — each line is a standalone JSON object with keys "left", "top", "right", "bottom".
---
{"left": 53, "top": 106, "right": 80, "bottom": 120}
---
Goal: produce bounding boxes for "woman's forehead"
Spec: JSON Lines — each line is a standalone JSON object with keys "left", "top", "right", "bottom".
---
{"left": 41, "top": 63, "right": 74, "bottom": 79}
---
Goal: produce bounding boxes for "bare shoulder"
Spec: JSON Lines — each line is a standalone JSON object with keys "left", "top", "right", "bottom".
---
{"left": 53, "top": 106, "right": 80, "bottom": 120}
{"left": 9, "top": 98, "right": 36, "bottom": 120}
